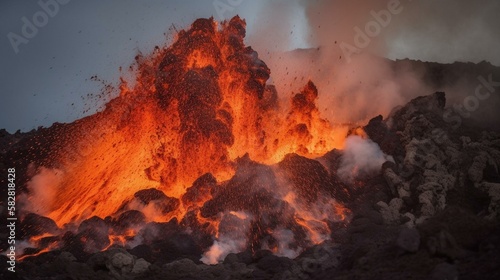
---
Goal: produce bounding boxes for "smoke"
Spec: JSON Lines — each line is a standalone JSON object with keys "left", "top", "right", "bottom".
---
{"left": 248, "top": 0, "right": 429, "bottom": 126}
{"left": 246, "top": 0, "right": 499, "bottom": 126}
{"left": 20, "top": 167, "right": 64, "bottom": 216}
{"left": 385, "top": 0, "right": 500, "bottom": 66}
{"left": 338, "top": 135, "right": 393, "bottom": 183}
{"left": 300, "top": 0, "right": 500, "bottom": 65}
{"left": 298, "top": 0, "right": 425, "bottom": 123}
{"left": 270, "top": 228, "right": 302, "bottom": 259}
{"left": 125, "top": 198, "right": 168, "bottom": 223}
{"left": 265, "top": 50, "right": 429, "bottom": 125}
{"left": 201, "top": 211, "right": 253, "bottom": 264}
{"left": 245, "top": 1, "right": 301, "bottom": 55}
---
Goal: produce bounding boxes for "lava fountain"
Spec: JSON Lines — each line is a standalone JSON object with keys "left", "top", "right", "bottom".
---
{"left": 18, "top": 16, "right": 351, "bottom": 263}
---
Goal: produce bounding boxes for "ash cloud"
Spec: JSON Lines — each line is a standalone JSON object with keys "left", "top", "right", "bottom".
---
{"left": 385, "top": 0, "right": 500, "bottom": 66}
{"left": 301, "top": 0, "right": 500, "bottom": 65}
{"left": 248, "top": 0, "right": 500, "bottom": 127}
{"left": 250, "top": 0, "right": 430, "bottom": 126}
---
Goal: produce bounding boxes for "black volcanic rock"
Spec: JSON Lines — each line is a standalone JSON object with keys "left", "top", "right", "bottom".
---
{"left": 138, "top": 220, "right": 181, "bottom": 244}
{"left": 257, "top": 254, "right": 294, "bottom": 275}
{"left": 374, "top": 91, "right": 500, "bottom": 224}
{"left": 388, "top": 92, "right": 447, "bottom": 144}
{"left": 200, "top": 154, "right": 280, "bottom": 217}
{"left": 60, "top": 231, "right": 92, "bottom": 261}
{"left": 133, "top": 188, "right": 180, "bottom": 214}
{"left": 149, "top": 233, "right": 202, "bottom": 264}
{"left": 77, "top": 216, "right": 110, "bottom": 253}
{"left": 129, "top": 244, "right": 153, "bottom": 263}
{"left": 134, "top": 188, "right": 168, "bottom": 204}
{"left": 115, "top": 210, "right": 146, "bottom": 230}
{"left": 364, "top": 115, "right": 404, "bottom": 158}
{"left": 19, "top": 213, "right": 59, "bottom": 239}
{"left": 276, "top": 153, "right": 332, "bottom": 203}
{"left": 181, "top": 173, "right": 217, "bottom": 207}
{"left": 78, "top": 216, "right": 108, "bottom": 233}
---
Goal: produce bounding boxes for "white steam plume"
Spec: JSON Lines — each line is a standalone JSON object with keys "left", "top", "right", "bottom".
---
{"left": 201, "top": 211, "right": 253, "bottom": 265}
{"left": 338, "top": 135, "right": 393, "bottom": 183}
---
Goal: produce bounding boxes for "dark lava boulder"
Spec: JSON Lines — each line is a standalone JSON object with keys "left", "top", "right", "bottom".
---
{"left": 137, "top": 220, "right": 182, "bottom": 245}
{"left": 200, "top": 154, "right": 280, "bottom": 217}
{"left": 387, "top": 92, "right": 448, "bottom": 146}
{"left": 363, "top": 115, "right": 404, "bottom": 158}
{"left": 114, "top": 210, "right": 146, "bottom": 232}
{"left": 19, "top": 213, "right": 59, "bottom": 239}
{"left": 76, "top": 216, "right": 110, "bottom": 253}
{"left": 276, "top": 153, "right": 333, "bottom": 203}
{"left": 87, "top": 248, "right": 150, "bottom": 278}
{"left": 181, "top": 173, "right": 217, "bottom": 208}
{"left": 133, "top": 188, "right": 180, "bottom": 214}
{"left": 134, "top": 188, "right": 167, "bottom": 204}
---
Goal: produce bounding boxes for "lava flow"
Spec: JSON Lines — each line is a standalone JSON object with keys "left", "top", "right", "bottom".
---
{"left": 18, "top": 16, "right": 351, "bottom": 263}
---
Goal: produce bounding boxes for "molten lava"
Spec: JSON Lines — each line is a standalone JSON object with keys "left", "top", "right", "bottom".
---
{"left": 20, "top": 16, "right": 351, "bottom": 262}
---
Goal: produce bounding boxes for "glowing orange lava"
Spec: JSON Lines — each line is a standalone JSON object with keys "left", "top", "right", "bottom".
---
{"left": 21, "top": 16, "right": 351, "bottom": 259}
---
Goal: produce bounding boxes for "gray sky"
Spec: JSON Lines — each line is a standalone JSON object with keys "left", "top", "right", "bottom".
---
{"left": 0, "top": 0, "right": 271, "bottom": 132}
{"left": 1, "top": 0, "right": 499, "bottom": 133}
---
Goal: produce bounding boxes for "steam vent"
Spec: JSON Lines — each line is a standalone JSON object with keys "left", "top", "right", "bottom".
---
{"left": 2, "top": 16, "right": 500, "bottom": 280}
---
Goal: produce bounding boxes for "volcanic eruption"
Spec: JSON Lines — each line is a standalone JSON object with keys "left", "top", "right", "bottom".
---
{"left": 9, "top": 16, "right": 351, "bottom": 264}
{"left": 2, "top": 14, "right": 500, "bottom": 280}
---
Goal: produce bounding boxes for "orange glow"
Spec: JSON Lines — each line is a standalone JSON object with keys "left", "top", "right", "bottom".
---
{"left": 283, "top": 192, "right": 347, "bottom": 244}
{"left": 18, "top": 248, "right": 52, "bottom": 262}
{"left": 351, "top": 127, "right": 368, "bottom": 139}
{"left": 28, "top": 233, "right": 57, "bottom": 243}
{"left": 102, "top": 229, "right": 137, "bottom": 251}
{"left": 195, "top": 210, "right": 220, "bottom": 238}
{"left": 335, "top": 203, "right": 351, "bottom": 221}
{"left": 18, "top": 235, "right": 59, "bottom": 262}
{"left": 22, "top": 16, "right": 353, "bottom": 259}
